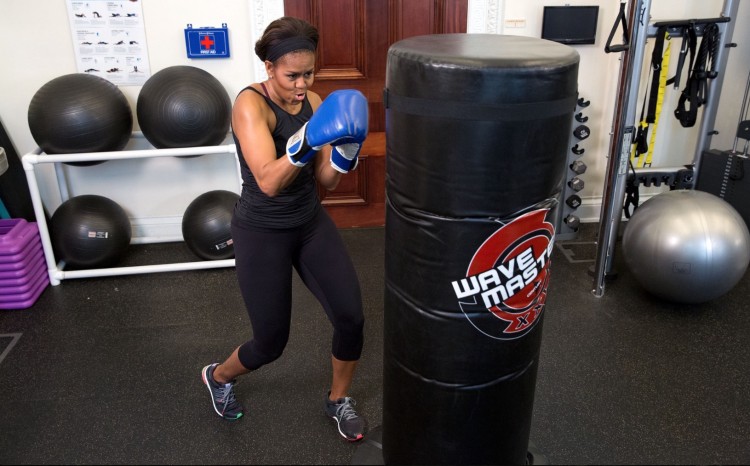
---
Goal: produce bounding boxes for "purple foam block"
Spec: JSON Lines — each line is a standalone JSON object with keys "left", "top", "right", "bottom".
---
{"left": 0, "top": 256, "right": 47, "bottom": 282}
{"left": 0, "top": 275, "right": 49, "bottom": 310}
{"left": 0, "top": 259, "right": 46, "bottom": 288}
{"left": 0, "top": 219, "right": 39, "bottom": 255}
{"left": 0, "top": 241, "right": 44, "bottom": 270}
{"left": 0, "top": 268, "right": 49, "bottom": 307}
{"left": 0, "top": 265, "right": 47, "bottom": 300}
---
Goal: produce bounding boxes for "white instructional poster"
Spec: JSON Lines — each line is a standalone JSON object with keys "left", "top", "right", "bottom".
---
{"left": 66, "top": 0, "right": 151, "bottom": 86}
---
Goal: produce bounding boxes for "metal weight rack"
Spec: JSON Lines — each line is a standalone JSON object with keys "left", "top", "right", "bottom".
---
{"left": 22, "top": 138, "right": 242, "bottom": 286}
{"left": 556, "top": 96, "right": 592, "bottom": 241}
{"left": 592, "top": 0, "right": 740, "bottom": 297}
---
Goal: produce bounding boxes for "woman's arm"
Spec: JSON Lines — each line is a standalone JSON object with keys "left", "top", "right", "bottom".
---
{"left": 231, "top": 89, "right": 302, "bottom": 198}
{"left": 315, "top": 145, "right": 345, "bottom": 191}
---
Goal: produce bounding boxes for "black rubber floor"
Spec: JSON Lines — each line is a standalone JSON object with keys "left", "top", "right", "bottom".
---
{"left": 1, "top": 224, "right": 749, "bottom": 464}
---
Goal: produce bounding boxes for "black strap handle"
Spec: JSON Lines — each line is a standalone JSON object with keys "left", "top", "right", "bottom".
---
{"left": 605, "top": 2, "right": 630, "bottom": 53}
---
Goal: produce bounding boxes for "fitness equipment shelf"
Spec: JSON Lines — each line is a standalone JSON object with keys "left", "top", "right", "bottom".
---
{"left": 649, "top": 17, "right": 731, "bottom": 36}
{"left": 22, "top": 137, "right": 241, "bottom": 286}
{"left": 592, "top": 0, "right": 740, "bottom": 297}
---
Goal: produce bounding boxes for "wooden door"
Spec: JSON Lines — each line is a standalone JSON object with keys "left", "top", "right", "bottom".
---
{"left": 284, "top": 0, "right": 468, "bottom": 228}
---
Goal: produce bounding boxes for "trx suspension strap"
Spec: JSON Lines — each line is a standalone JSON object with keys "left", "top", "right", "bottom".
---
{"left": 631, "top": 27, "right": 671, "bottom": 168}
{"left": 645, "top": 29, "right": 671, "bottom": 166}
{"left": 674, "top": 22, "right": 720, "bottom": 127}
{"left": 667, "top": 24, "right": 695, "bottom": 90}
{"left": 625, "top": 27, "right": 672, "bottom": 217}
{"left": 630, "top": 78, "right": 650, "bottom": 169}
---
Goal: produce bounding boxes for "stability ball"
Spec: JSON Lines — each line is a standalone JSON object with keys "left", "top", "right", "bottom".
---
{"left": 137, "top": 66, "right": 231, "bottom": 149}
{"left": 50, "top": 195, "right": 132, "bottom": 269}
{"left": 182, "top": 190, "right": 239, "bottom": 260}
{"left": 622, "top": 189, "right": 750, "bottom": 304}
{"left": 28, "top": 73, "right": 133, "bottom": 165}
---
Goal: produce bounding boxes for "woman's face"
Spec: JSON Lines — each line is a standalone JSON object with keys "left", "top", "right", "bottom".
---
{"left": 266, "top": 50, "right": 316, "bottom": 108}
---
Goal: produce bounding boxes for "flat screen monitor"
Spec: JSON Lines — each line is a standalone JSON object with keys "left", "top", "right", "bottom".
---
{"left": 541, "top": 6, "right": 599, "bottom": 45}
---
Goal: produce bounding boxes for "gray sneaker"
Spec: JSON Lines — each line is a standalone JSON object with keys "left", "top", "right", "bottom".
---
{"left": 201, "top": 363, "right": 243, "bottom": 421}
{"left": 324, "top": 392, "right": 366, "bottom": 441}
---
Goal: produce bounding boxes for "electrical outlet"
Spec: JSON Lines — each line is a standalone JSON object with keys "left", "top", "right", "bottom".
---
{"left": 504, "top": 18, "right": 526, "bottom": 28}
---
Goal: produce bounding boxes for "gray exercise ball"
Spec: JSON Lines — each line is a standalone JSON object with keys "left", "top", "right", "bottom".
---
{"left": 622, "top": 189, "right": 750, "bottom": 304}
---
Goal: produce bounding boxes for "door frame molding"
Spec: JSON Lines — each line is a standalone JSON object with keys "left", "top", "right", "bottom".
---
{"left": 467, "top": 0, "right": 505, "bottom": 34}
{"left": 249, "top": 0, "right": 285, "bottom": 83}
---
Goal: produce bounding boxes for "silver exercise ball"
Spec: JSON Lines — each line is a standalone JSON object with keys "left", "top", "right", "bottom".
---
{"left": 622, "top": 189, "right": 750, "bottom": 304}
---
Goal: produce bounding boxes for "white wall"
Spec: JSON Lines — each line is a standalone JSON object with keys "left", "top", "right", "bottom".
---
{"left": 0, "top": 0, "right": 283, "bottom": 240}
{"left": 0, "top": 0, "right": 748, "bottom": 239}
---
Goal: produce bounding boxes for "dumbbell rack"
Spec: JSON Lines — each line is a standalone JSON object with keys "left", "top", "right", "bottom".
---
{"left": 21, "top": 140, "right": 241, "bottom": 286}
{"left": 555, "top": 96, "right": 591, "bottom": 241}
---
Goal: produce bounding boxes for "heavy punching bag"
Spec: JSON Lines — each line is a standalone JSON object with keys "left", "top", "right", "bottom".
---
{"left": 383, "top": 34, "right": 579, "bottom": 464}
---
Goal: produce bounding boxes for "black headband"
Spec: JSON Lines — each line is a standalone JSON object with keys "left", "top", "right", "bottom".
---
{"left": 266, "top": 37, "right": 316, "bottom": 63}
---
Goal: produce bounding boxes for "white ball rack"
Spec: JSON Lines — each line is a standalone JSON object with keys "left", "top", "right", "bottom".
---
{"left": 21, "top": 140, "right": 241, "bottom": 286}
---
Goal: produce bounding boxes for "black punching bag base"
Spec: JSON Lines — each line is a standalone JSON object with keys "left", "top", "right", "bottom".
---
{"left": 351, "top": 426, "right": 550, "bottom": 465}
{"left": 351, "top": 426, "right": 384, "bottom": 465}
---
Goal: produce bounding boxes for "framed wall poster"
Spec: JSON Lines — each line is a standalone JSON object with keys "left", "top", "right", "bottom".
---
{"left": 66, "top": 0, "right": 151, "bottom": 85}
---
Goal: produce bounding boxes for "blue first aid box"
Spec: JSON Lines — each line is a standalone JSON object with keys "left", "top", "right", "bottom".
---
{"left": 185, "top": 23, "right": 230, "bottom": 59}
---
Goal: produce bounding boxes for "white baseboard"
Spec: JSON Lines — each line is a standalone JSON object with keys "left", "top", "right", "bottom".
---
{"left": 578, "top": 197, "right": 603, "bottom": 223}
{"left": 130, "top": 216, "right": 184, "bottom": 244}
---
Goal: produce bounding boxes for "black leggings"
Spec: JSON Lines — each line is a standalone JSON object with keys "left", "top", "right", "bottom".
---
{"left": 231, "top": 209, "right": 364, "bottom": 371}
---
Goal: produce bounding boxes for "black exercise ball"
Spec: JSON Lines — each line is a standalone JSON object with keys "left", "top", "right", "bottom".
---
{"left": 182, "top": 190, "right": 239, "bottom": 260}
{"left": 28, "top": 73, "right": 133, "bottom": 165}
{"left": 137, "top": 66, "right": 231, "bottom": 149}
{"left": 50, "top": 195, "right": 132, "bottom": 269}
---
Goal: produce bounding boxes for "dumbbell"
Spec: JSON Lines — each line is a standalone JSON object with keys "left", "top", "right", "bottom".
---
{"left": 568, "top": 177, "right": 585, "bottom": 192}
{"left": 564, "top": 214, "right": 580, "bottom": 230}
{"left": 570, "top": 160, "right": 587, "bottom": 175}
{"left": 573, "top": 125, "right": 590, "bottom": 141}
{"left": 566, "top": 194, "right": 582, "bottom": 209}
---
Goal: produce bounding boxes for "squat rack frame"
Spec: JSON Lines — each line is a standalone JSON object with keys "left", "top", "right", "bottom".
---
{"left": 592, "top": 0, "right": 740, "bottom": 297}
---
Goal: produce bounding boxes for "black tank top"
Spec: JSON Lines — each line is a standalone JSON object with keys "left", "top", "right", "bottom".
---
{"left": 232, "top": 85, "right": 320, "bottom": 230}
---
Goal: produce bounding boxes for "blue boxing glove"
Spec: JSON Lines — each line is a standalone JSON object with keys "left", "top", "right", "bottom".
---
{"left": 330, "top": 143, "right": 361, "bottom": 173}
{"left": 328, "top": 91, "right": 368, "bottom": 173}
{"left": 286, "top": 90, "right": 369, "bottom": 169}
